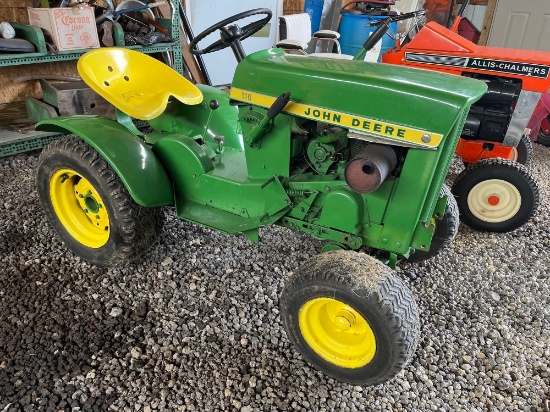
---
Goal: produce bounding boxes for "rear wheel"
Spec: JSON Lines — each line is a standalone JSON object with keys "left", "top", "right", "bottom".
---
{"left": 515, "top": 134, "right": 533, "bottom": 165}
{"left": 537, "top": 115, "right": 550, "bottom": 147}
{"left": 280, "top": 250, "right": 419, "bottom": 386}
{"left": 37, "top": 136, "right": 164, "bottom": 266}
{"left": 407, "top": 185, "right": 458, "bottom": 262}
{"left": 452, "top": 158, "right": 539, "bottom": 232}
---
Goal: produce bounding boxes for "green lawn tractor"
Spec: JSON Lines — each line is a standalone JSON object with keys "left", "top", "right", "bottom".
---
{"left": 34, "top": 9, "right": 486, "bottom": 386}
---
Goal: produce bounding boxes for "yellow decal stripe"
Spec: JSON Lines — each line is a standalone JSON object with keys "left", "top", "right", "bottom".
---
{"left": 230, "top": 87, "right": 443, "bottom": 148}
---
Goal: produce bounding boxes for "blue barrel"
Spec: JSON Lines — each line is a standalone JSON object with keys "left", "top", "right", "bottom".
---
{"left": 339, "top": 12, "right": 397, "bottom": 61}
{"left": 304, "top": 0, "right": 324, "bottom": 34}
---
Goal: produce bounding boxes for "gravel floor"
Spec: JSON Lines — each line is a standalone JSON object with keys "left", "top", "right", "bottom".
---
{"left": 0, "top": 144, "right": 548, "bottom": 412}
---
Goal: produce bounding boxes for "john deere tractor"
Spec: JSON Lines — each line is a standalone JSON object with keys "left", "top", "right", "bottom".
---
{"left": 34, "top": 9, "right": 486, "bottom": 386}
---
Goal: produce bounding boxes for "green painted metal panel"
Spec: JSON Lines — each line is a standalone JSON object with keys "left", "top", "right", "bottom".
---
{"left": 175, "top": 172, "right": 290, "bottom": 233}
{"left": 240, "top": 109, "right": 293, "bottom": 179}
{"left": 231, "top": 49, "right": 487, "bottom": 142}
{"left": 177, "top": 200, "right": 289, "bottom": 236}
{"left": 285, "top": 179, "right": 389, "bottom": 224}
{"left": 152, "top": 134, "right": 215, "bottom": 205}
{"left": 279, "top": 216, "right": 363, "bottom": 249}
{"left": 152, "top": 135, "right": 290, "bottom": 232}
{"left": 419, "top": 109, "right": 469, "bottom": 222}
{"left": 317, "top": 187, "right": 364, "bottom": 234}
{"left": 367, "top": 148, "right": 440, "bottom": 254}
{"left": 365, "top": 112, "right": 465, "bottom": 255}
{"left": 24, "top": 97, "right": 57, "bottom": 122}
{"left": 148, "top": 85, "right": 243, "bottom": 150}
{"left": 192, "top": 173, "right": 289, "bottom": 220}
{"left": 35, "top": 116, "right": 174, "bottom": 207}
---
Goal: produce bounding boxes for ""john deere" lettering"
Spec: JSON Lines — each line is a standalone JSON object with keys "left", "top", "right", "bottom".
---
{"left": 350, "top": 118, "right": 406, "bottom": 138}
{"left": 303, "top": 107, "right": 407, "bottom": 138}
{"left": 304, "top": 107, "right": 341, "bottom": 123}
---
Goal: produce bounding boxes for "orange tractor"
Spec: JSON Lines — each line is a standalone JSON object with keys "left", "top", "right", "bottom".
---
{"left": 361, "top": 2, "right": 545, "bottom": 232}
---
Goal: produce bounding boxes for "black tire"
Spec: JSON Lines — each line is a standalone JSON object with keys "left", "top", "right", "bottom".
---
{"left": 407, "top": 185, "right": 458, "bottom": 262}
{"left": 537, "top": 126, "right": 550, "bottom": 147}
{"left": 280, "top": 250, "right": 420, "bottom": 386}
{"left": 515, "top": 134, "right": 533, "bottom": 165}
{"left": 452, "top": 158, "right": 539, "bottom": 232}
{"left": 536, "top": 132, "right": 550, "bottom": 147}
{"left": 36, "top": 136, "right": 164, "bottom": 266}
{"left": 536, "top": 115, "right": 550, "bottom": 147}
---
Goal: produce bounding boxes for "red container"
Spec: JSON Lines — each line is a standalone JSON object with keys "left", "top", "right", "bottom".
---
{"left": 457, "top": 17, "right": 480, "bottom": 44}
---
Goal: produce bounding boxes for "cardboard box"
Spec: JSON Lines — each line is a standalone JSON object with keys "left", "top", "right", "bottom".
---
{"left": 28, "top": 7, "right": 99, "bottom": 51}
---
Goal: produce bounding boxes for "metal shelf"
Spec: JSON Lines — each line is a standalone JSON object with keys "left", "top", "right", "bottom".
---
{"left": 0, "top": 0, "right": 183, "bottom": 157}
{"left": 0, "top": 42, "right": 180, "bottom": 67}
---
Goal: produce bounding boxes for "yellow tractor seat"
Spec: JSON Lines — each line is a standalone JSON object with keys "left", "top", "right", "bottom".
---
{"left": 77, "top": 48, "right": 203, "bottom": 121}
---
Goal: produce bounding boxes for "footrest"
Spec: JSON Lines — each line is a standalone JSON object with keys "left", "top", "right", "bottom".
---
{"left": 177, "top": 200, "right": 288, "bottom": 234}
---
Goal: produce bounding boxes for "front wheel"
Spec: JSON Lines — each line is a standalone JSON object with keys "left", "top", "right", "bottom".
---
{"left": 280, "top": 250, "right": 420, "bottom": 386}
{"left": 452, "top": 158, "right": 539, "bottom": 232}
{"left": 36, "top": 136, "right": 164, "bottom": 266}
{"left": 407, "top": 185, "right": 458, "bottom": 263}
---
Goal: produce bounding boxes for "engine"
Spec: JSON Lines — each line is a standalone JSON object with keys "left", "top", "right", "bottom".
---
{"left": 291, "top": 121, "right": 400, "bottom": 194}
{"left": 461, "top": 76, "right": 522, "bottom": 142}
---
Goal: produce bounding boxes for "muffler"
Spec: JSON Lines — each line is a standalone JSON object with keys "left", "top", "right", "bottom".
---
{"left": 345, "top": 144, "right": 397, "bottom": 193}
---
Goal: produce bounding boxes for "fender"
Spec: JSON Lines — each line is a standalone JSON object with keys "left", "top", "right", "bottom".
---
{"left": 36, "top": 115, "right": 174, "bottom": 207}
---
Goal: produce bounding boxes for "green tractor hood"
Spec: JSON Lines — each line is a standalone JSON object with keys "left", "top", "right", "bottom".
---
{"left": 230, "top": 48, "right": 487, "bottom": 149}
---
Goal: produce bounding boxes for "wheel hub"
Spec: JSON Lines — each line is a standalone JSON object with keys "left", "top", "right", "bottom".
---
{"left": 298, "top": 297, "right": 376, "bottom": 368}
{"left": 487, "top": 195, "right": 500, "bottom": 206}
{"left": 84, "top": 191, "right": 100, "bottom": 213}
{"left": 334, "top": 309, "right": 355, "bottom": 331}
{"left": 467, "top": 178, "right": 521, "bottom": 223}
{"left": 50, "top": 168, "right": 110, "bottom": 248}
{"left": 74, "top": 180, "right": 110, "bottom": 231}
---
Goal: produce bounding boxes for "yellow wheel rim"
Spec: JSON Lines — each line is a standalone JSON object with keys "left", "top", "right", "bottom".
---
{"left": 298, "top": 297, "right": 376, "bottom": 368}
{"left": 50, "top": 169, "right": 110, "bottom": 248}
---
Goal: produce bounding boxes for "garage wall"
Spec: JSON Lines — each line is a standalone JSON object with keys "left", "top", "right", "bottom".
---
{"left": 284, "top": 0, "right": 305, "bottom": 15}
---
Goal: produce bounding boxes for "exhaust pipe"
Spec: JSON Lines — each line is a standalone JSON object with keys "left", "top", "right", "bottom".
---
{"left": 345, "top": 144, "right": 397, "bottom": 193}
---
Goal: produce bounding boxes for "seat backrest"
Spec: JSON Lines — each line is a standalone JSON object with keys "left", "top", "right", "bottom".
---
{"left": 279, "top": 13, "right": 312, "bottom": 44}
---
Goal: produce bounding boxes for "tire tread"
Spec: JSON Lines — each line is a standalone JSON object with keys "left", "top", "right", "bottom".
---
{"left": 452, "top": 158, "right": 539, "bottom": 232}
{"left": 282, "top": 251, "right": 419, "bottom": 385}
{"left": 407, "top": 185, "right": 458, "bottom": 262}
{"left": 37, "top": 136, "right": 163, "bottom": 266}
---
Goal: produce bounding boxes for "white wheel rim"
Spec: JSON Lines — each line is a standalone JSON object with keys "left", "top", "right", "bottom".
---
{"left": 467, "top": 179, "right": 521, "bottom": 223}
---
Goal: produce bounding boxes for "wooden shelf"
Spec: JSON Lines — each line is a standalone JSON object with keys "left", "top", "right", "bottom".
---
{"left": 0, "top": 0, "right": 184, "bottom": 157}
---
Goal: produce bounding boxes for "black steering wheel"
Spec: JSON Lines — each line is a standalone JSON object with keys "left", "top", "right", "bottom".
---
{"left": 189, "top": 8, "right": 272, "bottom": 56}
